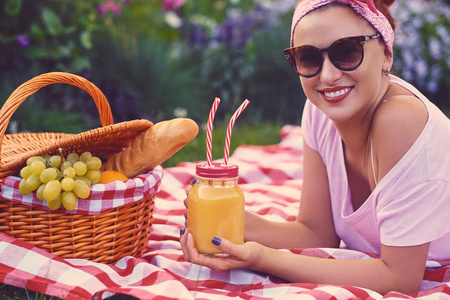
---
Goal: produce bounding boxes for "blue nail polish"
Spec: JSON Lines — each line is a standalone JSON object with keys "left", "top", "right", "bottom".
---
{"left": 180, "top": 228, "right": 186, "bottom": 236}
{"left": 190, "top": 178, "right": 197, "bottom": 185}
{"left": 211, "top": 237, "right": 222, "bottom": 246}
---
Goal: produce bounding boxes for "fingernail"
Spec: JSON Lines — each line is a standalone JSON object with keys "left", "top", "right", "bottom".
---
{"left": 180, "top": 228, "right": 186, "bottom": 236}
{"left": 190, "top": 178, "right": 197, "bottom": 185}
{"left": 211, "top": 237, "right": 222, "bottom": 246}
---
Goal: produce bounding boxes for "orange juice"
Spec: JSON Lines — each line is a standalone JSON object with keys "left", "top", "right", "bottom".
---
{"left": 188, "top": 163, "right": 245, "bottom": 254}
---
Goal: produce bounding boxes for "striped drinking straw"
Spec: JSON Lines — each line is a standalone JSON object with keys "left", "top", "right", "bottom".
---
{"left": 206, "top": 97, "right": 221, "bottom": 166}
{"left": 223, "top": 99, "right": 250, "bottom": 165}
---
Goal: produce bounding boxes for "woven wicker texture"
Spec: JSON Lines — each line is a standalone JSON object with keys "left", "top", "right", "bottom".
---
{"left": 0, "top": 72, "right": 157, "bottom": 263}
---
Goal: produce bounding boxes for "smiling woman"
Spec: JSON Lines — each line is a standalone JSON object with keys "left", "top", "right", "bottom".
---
{"left": 179, "top": 0, "right": 450, "bottom": 295}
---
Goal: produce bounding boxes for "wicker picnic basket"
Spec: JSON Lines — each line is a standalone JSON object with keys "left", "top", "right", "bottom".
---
{"left": 0, "top": 72, "right": 159, "bottom": 264}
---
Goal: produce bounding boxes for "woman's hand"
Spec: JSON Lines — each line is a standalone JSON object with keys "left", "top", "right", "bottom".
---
{"left": 179, "top": 228, "right": 265, "bottom": 272}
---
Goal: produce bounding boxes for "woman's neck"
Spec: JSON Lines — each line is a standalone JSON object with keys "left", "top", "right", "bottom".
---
{"left": 334, "top": 80, "right": 390, "bottom": 154}
{"left": 334, "top": 105, "right": 377, "bottom": 155}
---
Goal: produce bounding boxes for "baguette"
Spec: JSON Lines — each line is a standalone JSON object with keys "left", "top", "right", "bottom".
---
{"left": 101, "top": 118, "right": 198, "bottom": 178}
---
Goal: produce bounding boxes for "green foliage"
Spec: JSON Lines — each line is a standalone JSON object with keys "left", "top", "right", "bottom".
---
{"left": 243, "top": 18, "right": 306, "bottom": 125}
{"left": 9, "top": 97, "right": 86, "bottom": 134}
{"left": 0, "top": 0, "right": 103, "bottom": 73}
{"left": 0, "top": 75, "right": 92, "bottom": 134}
{"left": 89, "top": 34, "right": 207, "bottom": 123}
{"left": 391, "top": 0, "right": 450, "bottom": 112}
{"left": 163, "top": 121, "right": 283, "bottom": 168}
{"left": 182, "top": 0, "right": 255, "bottom": 24}
{"left": 1, "top": 0, "right": 113, "bottom": 134}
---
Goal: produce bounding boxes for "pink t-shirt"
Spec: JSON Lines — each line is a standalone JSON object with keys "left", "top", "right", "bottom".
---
{"left": 301, "top": 75, "right": 450, "bottom": 261}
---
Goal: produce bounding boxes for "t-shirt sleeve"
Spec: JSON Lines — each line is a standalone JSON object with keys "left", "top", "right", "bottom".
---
{"left": 378, "top": 180, "right": 450, "bottom": 247}
{"left": 301, "top": 100, "right": 318, "bottom": 151}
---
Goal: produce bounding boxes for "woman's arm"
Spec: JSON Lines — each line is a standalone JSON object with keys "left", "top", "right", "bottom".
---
{"left": 181, "top": 230, "right": 429, "bottom": 295}
{"left": 253, "top": 242, "right": 429, "bottom": 295}
{"left": 244, "top": 142, "right": 340, "bottom": 249}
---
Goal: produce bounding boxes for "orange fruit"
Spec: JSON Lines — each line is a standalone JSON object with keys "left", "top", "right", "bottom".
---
{"left": 98, "top": 170, "right": 129, "bottom": 184}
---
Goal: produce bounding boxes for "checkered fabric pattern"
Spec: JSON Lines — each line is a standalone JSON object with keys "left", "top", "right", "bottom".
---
{"left": 1, "top": 125, "right": 449, "bottom": 299}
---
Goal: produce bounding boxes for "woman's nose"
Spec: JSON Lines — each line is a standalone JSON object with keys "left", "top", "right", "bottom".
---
{"left": 319, "top": 55, "right": 343, "bottom": 84}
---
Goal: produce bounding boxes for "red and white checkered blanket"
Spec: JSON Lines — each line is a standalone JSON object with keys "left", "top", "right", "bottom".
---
{"left": 1, "top": 125, "right": 449, "bottom": 299}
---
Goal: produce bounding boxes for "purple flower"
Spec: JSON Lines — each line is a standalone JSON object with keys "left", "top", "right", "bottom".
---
{"left": 180, "top": 22, "right": 208, "bottom": 47}
{"left": 212, "top": 5, "right": 270, "bottom": 49}
{"left": 17, "top": 35, "right": 30, "bottom": 47}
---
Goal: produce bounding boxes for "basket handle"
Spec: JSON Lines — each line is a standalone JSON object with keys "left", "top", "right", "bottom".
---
{"left": 0, "top": 72, "right": 114, "bottom": 141}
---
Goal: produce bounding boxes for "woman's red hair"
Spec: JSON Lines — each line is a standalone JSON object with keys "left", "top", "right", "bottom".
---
{"left": 374, "top": 0, "right": 396, "bottom": 31}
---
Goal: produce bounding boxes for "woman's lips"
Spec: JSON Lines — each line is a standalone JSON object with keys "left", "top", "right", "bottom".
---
{"left": 320, "top": 87, "right": 353, "bottom": 103}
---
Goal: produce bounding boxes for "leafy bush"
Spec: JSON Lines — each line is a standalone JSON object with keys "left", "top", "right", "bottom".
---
{"left": 391, "top": 0, "right": 450, "bottom": 113}
{"left": 177, "top": 0, "right": 304, "bottom": 123}
{"left": 0, "top": 0, "right": 129, "bottom": 133}
{"left": 91, "top": 35, "right": 208, "bottom": 122}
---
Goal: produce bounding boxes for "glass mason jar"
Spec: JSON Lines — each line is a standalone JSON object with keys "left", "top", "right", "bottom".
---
{"left": 188, "top": 162, "right": 245, "bottom": 254}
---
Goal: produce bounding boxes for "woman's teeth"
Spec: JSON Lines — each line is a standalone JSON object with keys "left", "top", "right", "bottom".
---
{"left": 324, "top": 87, "right": 351, "bottom": 98}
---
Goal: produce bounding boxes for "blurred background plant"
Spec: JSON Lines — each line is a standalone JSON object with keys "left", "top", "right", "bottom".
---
{"left": 391, "top": 0, "right": 450, "bottom": 114}
{"left": 0, "top": 0, "right": 449, "bottom": 131}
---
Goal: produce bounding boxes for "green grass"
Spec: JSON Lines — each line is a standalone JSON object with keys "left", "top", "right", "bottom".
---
{"left": 0, "top": 284, "right": 60, "bottom": 300}
{"left": 162, "top": 121, "right": 284, "bottom": 168}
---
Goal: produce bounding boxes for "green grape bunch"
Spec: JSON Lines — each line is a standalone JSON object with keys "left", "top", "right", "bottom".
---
{"left": 18, "top": 149, "right": 103, "bottom": 211}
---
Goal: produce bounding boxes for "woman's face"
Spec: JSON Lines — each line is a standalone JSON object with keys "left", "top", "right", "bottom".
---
{"left": 294, "top": 5, "right": 391, "bottom": 123}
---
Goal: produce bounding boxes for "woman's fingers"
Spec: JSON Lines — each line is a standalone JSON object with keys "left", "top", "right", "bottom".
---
{"left": 211, "top": 238, "right": 265, "bottom": 271}
{"left": 179, "top": 228, "right": 191, "bottom": 261}
{"left": 180, "top": 229, "right": 204, "bottom": 264}
{"left": 179, "top": 230, "right": 264, "bottom": 272}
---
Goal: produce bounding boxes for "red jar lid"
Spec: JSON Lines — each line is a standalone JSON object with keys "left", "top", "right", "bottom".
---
{"left": 196, "top": 162, "right": 239, "bottom": 178}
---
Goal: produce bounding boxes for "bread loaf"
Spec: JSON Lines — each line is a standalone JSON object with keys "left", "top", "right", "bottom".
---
{"left": 101, "top": 118, "right": 198, "bottom": 178}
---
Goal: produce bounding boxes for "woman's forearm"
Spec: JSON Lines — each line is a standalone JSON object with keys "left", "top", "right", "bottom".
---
{"left": 244, "top": 211, "right": 339, "bottom": 249}
{"left": 252, "top": 245, "right": 426, "bottom": 295}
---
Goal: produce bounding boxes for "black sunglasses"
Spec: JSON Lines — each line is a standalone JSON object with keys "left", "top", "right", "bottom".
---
{"left": 284, "top": 34, "right": 381, "bottom": 78}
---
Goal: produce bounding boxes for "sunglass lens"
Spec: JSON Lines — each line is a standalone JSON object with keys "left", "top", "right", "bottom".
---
{"left": 330, "top": 38, "right": 363, "bottom": 70}
{"left": 292, "top": 46, "right": 322, "bottom": 77}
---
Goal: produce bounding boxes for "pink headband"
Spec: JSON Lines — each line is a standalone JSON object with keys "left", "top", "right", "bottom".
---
{"left": 290, "top": 0, "right": 394, "bottom": 57}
